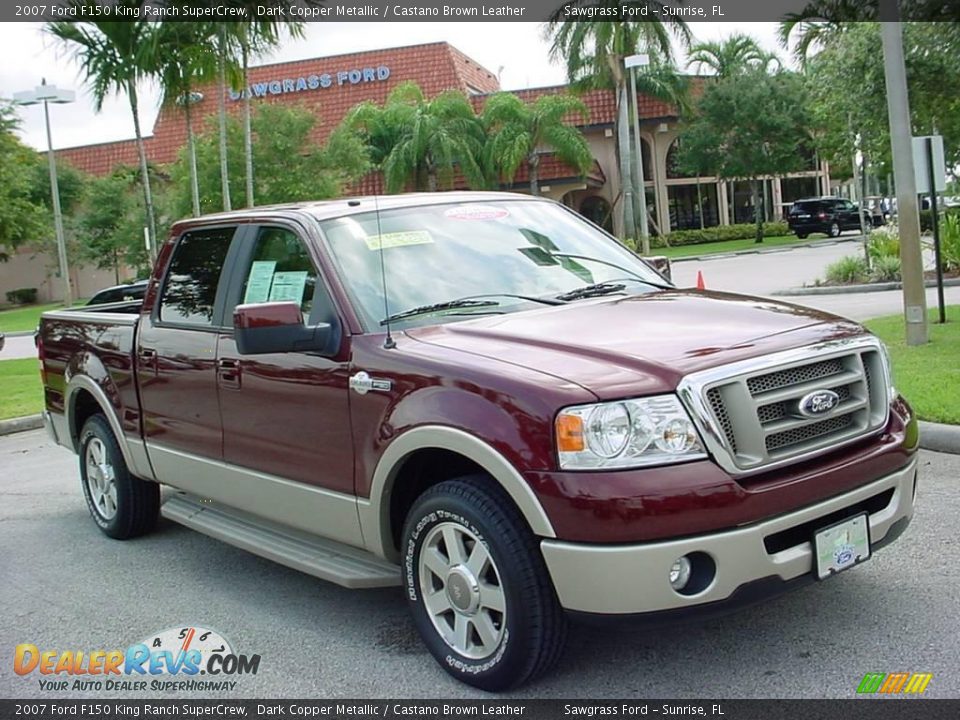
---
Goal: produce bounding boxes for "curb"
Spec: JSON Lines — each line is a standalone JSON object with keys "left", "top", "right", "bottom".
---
{"left": 774, "top": 277, "right": 960, "bottom": 297}
{"left": 2, "top": 330, "right": 37, "bottom": 338}
{"left": 0, "top": 414, "right": 43, "bottom": 436}
{"left": 670, "top": 236, "right": 861, "bottom": 264}
{"left": 919, "top": 421, "right": 960, "bottom": 455}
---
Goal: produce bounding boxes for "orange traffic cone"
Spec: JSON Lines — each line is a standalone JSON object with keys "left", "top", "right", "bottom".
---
{"left": 696, "top": 271, "right": 705, "bottom": 290}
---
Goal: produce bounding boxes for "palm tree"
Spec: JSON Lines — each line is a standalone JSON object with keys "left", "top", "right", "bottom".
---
{"left": 48, "top": 15, "right": 160, "bottom": 259}
{"left": 687, "top": 34, "right": 779, "bottom": 77}
{"left": 544, "top": 8, "right": 691, "bottom": 238}
{"left": 346, "top": 82, "right": 486, "bottom": 193}
{"left": 777, "top": 18, "right": 848, "bottom": 66}
{"left": 482, "top": 93, "right": 592, "bottom": 196}
{"left": 152, "top": 23, "right": 218, "bottom": 217}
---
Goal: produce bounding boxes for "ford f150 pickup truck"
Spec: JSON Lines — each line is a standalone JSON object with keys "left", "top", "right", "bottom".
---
{"left": 39, "top": 192, "right": 918, "bottom": 690}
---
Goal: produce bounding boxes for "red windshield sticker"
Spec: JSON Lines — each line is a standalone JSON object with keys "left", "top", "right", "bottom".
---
{"left": 443, "top": 206, "right": 510, "bottom": 221}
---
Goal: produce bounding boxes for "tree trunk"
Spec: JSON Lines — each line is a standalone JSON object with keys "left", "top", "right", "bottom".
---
{"left": 242, "top": 39, "right": 254, "bottom": 208}
{"left": 528, "top": 154, "right": 540, "bottom": 196}
{"left": 751, "top": 178, "right": 763, "bottom": 243}
{"left": 128, "top": 82, "right": 157, "bottom": 263}
{"left": 427, "top": 169, "right": 438, "bottom": 192}
{"left": 217, "top": 26, "right": 232, "bottom": 212}
{"left": 185, "top": 94, "right": 200, "bottom": 217}
{"left": 113, "top": 249, "right": 119, "bottom": 285}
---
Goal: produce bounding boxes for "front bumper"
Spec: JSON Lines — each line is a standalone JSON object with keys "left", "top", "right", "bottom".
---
{"left": 541, "top": 455, "right": 917, "bottom": 615}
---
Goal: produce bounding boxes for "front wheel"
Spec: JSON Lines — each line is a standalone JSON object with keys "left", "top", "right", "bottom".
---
{"left": 829, "top": 222, "right": 841, "bottom": 238}
{"left": 79, "top": 414, "right": 159, "bottom": 539}
{"left": 401, "top": 477, "right": 567, "bottom": 690}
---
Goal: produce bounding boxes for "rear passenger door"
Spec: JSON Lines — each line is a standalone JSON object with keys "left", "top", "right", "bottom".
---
{"left": 138, "top": 225, "right": 241, "bottom": 474}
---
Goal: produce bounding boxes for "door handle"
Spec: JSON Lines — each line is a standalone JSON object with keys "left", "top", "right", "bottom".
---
{"left": 138, "top": 348, "right": 158, "bottom": 377}
{"left": 217, "top": 358, "right": 241, "bottom": 389}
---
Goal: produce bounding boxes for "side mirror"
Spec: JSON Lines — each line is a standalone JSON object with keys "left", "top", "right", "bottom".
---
{"left": 233, "top": 302, "right": 337, "bottom": 356}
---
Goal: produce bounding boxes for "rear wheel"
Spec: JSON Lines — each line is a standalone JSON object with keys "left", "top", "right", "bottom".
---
{"left": 401, "top": 477, "right": 567, "bottom": 690}
{"left": 79, "top": 414, "right": 159, "bottom": 539}
{"left": 796, "top": 232, "right": 809, "bottom": 239}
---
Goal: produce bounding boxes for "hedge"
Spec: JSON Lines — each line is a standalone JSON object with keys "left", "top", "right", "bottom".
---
{"left": 647, "top": 221, "right": 791, "bottom": 248}
{"left": 920, "top": 207, "right": 960, "bottom": 232}
{"left": 5, "top": 288, "right": 38, "bottom": 305}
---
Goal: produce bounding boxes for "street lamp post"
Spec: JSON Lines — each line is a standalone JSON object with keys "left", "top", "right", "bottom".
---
{"left": 625, "top": 53, "right": 650, "bottom": 255}
{"left": 13, "top": 79, "right": 76, "bottom": 307}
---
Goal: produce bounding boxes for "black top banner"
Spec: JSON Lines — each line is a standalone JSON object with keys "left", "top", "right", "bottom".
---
{"left": 4, "top": 0, "right": 959, "bottom": 23}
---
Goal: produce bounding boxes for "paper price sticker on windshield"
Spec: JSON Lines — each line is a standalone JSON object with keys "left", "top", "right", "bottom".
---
{"left": 364, "top": 231, "right": 434, "bottom": 250}
{"left": 443, "top": 205, "right": 509, "bottom": 221}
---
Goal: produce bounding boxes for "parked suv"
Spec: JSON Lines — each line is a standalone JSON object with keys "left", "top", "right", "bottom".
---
{"left": 787, "top": 197, "right": 868, "bottom": 238}
{"left": 38, "top": 193, "right": 917, "bottom": 690}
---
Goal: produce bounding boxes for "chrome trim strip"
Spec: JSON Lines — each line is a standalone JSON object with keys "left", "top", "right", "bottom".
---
{"left": 41, "top": 309, "right": 138, "bottom": 326}
{"left": 542, "top": 456, "right": 916, "bottom": 614}
{"left": 677, "top": 336, "right": 890, "bottom": 478}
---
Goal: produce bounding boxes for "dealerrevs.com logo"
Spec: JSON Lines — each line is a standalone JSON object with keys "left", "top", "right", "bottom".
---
{"left": 14, "top": 626, "right": 260, "bottom": 692}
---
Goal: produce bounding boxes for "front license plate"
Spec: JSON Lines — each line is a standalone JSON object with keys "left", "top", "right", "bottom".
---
{"left": 814, "top": 512, "right": 871, "bottom": 580}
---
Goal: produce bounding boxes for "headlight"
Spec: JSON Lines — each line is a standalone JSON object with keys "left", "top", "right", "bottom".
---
{"left": 555, "top": 395, "right": 707, "bottom": 470}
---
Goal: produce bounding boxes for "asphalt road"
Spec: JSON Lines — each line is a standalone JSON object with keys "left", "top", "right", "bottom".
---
{"left": 2, "top": 428, "right": 958, "bottom": 699}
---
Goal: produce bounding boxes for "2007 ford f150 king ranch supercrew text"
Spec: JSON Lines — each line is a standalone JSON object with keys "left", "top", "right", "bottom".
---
{"left": 39, "top": 193, "right": 918, "bottom": 690}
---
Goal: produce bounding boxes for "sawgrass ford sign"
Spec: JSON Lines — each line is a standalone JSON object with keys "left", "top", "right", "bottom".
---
{"left": 229, "top": 66, "right": 391, "bottom": 101}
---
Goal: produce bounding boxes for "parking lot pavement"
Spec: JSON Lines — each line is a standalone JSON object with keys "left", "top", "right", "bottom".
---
{"left": 2, "top": 428, "right": 958, "bottom": 699}
{"left": 0, "top": 334, "right": 37, "bottom": 361}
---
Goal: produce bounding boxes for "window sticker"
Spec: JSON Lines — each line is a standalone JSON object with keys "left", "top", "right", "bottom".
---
{"left": 364, "top": 230, "right": 434, "bottom": 251}
{"left": 243, "top": 260, "right": 276, "bottom": 304}
{"left": 268, "top": 271, "right": 309, "bottom": 303}
{"left": 443, "top": 205, "right": 509, "bottom": 221}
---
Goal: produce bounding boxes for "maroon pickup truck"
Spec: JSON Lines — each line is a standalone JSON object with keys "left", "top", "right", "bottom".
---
{"left": 39, "top": 192, "right": 918, "bottom": 690}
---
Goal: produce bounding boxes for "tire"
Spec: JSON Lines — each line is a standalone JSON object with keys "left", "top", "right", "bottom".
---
{"left": 796, "top": 233, "right": 808, "bottom": 240}
{"left": 401, "top": 476, "right": 567, "bottom": 691}
{"left": 79, "top": 414, "right": 159, "bottom": 540}
{"left": 829, "top": 222, "right": 841, "bottom": 238}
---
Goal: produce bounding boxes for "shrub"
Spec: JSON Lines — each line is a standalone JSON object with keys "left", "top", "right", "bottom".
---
{"left": 920, "top": 206, "right": 960, "bottom": 232}
{"left": 5, "top": 288, "right": 38, "bottom": 305}
{"left": 870, "top": 255, "right": 902, "bottom": 282}
{"left": 824, "top": 256, "right": 870, "bottom": 285}
{"left": 652, "top": 221, "right": 790, "bottom": 248}
{"left": 939, "top": 213, "right": 960, "bottom": 273}
{"left": 867, "top": 226, "right": 900, "bottom": 262}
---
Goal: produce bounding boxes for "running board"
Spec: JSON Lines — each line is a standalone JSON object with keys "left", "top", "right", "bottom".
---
{"left": 161, "top": 493, "right": 400, "bottom": 589}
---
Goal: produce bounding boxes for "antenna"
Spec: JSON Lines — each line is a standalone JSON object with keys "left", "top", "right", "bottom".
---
{"left": 374, "top": 194, "right": 396, "bottom": 350}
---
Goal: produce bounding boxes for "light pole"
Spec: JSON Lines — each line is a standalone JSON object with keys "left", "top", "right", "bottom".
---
{"left": 14, "top": 79, "right": 76, "bottom": 307}
{"left": 625, "top": 53, "right": 650, "bottom": 255}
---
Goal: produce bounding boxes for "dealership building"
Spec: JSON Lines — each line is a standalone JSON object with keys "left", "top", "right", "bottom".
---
{"left": 10, "top": 42, "right": 830, "bottom": 302}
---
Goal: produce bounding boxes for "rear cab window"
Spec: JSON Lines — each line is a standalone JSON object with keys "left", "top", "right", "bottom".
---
{"left": 158, "top": 227, "right": 235, "bottom": 327}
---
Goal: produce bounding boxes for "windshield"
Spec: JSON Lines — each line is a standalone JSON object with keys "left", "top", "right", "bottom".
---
{"left": 317, "top": 199, "right": 668, "bottom": 329}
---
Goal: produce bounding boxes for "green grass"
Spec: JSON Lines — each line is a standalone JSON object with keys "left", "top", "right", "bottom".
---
{"left": 0, "top": 358, "right": 43, "bottom": 420}
{"left": 0, "top": 303, "right": 65, "bottom": 333}
{"left": 865, "top": 307, "right": 960, "bottom": 425}
{"left": 656, "top": 234, "right": 813, "bottom": 259}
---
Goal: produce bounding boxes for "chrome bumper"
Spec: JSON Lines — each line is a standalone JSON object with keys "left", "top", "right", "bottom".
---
{"left": 541, "top": 456, "right": 917, "bottom": 615}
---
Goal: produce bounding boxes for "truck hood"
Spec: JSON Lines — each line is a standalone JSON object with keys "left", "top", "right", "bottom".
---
{"left": 406, "top": 290, "right": 867, "bottom": 400}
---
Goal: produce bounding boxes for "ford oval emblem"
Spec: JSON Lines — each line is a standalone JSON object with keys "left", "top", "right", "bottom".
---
{"left": 798, "top": 389, "right": 841, "bottom": 417}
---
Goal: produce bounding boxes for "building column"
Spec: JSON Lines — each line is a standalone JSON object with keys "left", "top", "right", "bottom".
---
{"left": 772, "top": 177, "right": 783, "bottom": 221}
{"left": 718, "top": 181, "right": 730, "bottom": 226}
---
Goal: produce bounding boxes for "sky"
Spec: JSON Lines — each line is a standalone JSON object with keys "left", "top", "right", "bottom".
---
{"left": 0, "top": 21, "right": 783, "bottom": 152}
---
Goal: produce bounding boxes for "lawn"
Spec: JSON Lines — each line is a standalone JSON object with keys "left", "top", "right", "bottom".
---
{"left": 865, "top": 307, "right": 960, "bottom": 425}
{"left": 656, "top": 234, "right": 817, "bottom": 259}
{"left": 0, "top": 358, "right": 43, "bottom": 420}
{"left": 0, "top": 302, "right": 66, "bottom": 334}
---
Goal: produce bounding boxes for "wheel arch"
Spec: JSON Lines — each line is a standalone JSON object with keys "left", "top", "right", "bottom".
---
{"left": 66, "top": 376, "right": 139, "bottom": 476}
{"left": 359, "top": 425, "right": 556, "bottom": 563}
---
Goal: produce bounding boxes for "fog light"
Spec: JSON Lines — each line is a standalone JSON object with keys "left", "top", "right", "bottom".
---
{"left": 669, "top": 556, "right": 692, "bottom": 590}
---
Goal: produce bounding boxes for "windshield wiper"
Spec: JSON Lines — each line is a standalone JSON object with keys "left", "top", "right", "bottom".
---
{"left": 549, "top": 252, "right": 673, "bottom": 290}
{"left": 555, "top": 282, "right": 628, "bottom": 302}
{"left": 380, "top": 293, "right": 562, "bottom": 326}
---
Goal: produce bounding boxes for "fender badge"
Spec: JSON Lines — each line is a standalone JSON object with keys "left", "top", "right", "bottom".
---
{"left": 349, "top": 371, "right": 392, "bottom": 395}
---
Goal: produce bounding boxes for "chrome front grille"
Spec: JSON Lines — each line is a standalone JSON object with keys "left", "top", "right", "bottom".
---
{"left": 678, "top": 339, "right": 890, "bottom": 476}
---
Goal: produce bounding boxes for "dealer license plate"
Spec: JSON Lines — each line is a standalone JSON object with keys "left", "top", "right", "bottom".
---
{"left": 814, "top": 512, "right": 871, "bottom": 580}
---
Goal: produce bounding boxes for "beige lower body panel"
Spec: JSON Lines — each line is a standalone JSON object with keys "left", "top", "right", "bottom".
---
{"left": 542, "top": 456, "right": 917, "bottom": 614}
{"left": 146, "top": 442, "right": 365, "bottom": 549}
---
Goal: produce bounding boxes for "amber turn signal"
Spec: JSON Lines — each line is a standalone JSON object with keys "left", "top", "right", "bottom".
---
{"left": 556, "top": 413, "right": 585, "bottom": 452}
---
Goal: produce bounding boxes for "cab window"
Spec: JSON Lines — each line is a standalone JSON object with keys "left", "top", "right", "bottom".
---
{"left": 158, "top": 227, "right": 235, "bottom": 326}
{"left": 238, "top": 227, "right": 319, "bottom": 321}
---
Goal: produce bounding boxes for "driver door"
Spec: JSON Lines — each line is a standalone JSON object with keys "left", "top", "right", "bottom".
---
{"left": 214, "top": 223, "right": 359, "bottom": 544}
